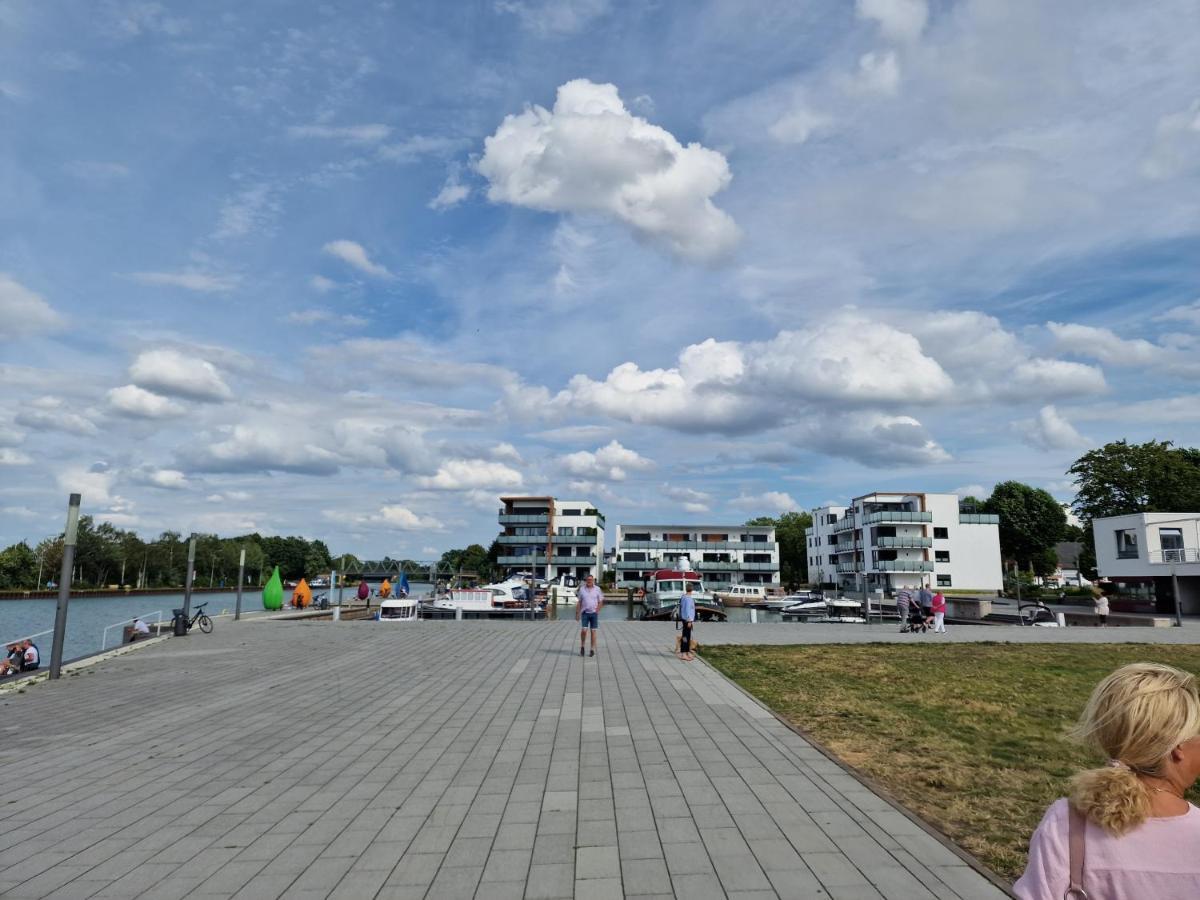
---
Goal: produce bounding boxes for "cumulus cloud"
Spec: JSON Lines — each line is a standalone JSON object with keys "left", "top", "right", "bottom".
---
{"left": 560, "top": 440, "right": 654, "bottom": 481}
{"left": 133, "top": 467, "right": 189, "bottom": 489}
{"left": 477, "top": 79, "right": 739, "bottom": 262}
{"left": 0, "top": 274, "right": 65, "bottom": 336}
{"left": 107, "top": 384, "right": 186, "bottom": 418}
{"left": 322, "top": 240, "right": 391, "bottom": 278}
{"left": 799, "top": 410, "right": 951, "bottom": 467}
{"left": 417, "top": 459, "right": 524, "bottom": 491}
{"left": 495, "top": 0, "right": 610, "bottom": 35}
{"left": 127, "top": 271, "right": 240, "bottom": 292}
{"left": 1048, "top": 320, "right": 1200, "bottom": 378}
{"left": 1018, "top": 404, "right": 1089, "bottom": 451}
{"left": 856, "top": 0, "right": 928, "bottom": 42}
{"left": 186, "top": 424, "right": 342, "bottom": 475}
{"left": 429, "top": 167, "right": 470, "bottom": 210}
{"left": 129, "top": 349, "right": 232, "bottom": 402}
{"left": 661, "top": 483, "right": 712, "bottom": 514}
{"left": 729, "top": 491, "right": 799, "bottom": 515}
{"left": 288, "top": 123, "right": 392, "bottom": 143}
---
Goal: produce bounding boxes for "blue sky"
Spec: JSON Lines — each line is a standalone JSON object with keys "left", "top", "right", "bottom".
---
{"left": 2, "top": 0, "right": 1200, "bottom": 557}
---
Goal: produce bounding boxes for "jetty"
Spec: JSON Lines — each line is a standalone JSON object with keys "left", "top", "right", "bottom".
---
{"left": 0, "top": 620, "right": 1025, "bottom": 898}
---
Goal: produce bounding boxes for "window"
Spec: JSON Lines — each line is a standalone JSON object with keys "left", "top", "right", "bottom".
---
{"left": 624, "top": 532, "right": 651, "bottom": 542}
{"left": 624, "top": 552, "right": 646, "bottom": 562}
{"left": 933, "top": 527, "right": 949, "bottom": 539}
{"left": 664, "top": 532, "right": 690, "bottom": 542}
{"left": 937, "top": 575, "right": 952, "bottom": 587}
{"left": 828, "top": 555, "right": 837, "bottom": 565}
{"left": 560, "top": 508, "right": 581, "bottom": 516}
{"left": 701, "top": 533, "right": 728, "bottom": 542}
{"left": 1160, "top": 528, "right": 1185, "bottom": 561}
{"left": 558, "top": 526, "right": 574, "bottom": 536}
{"left": 1116, "top": 529, "right": 1139, "bottom": 559}
{"left": 827, "top": 513, "right": 838, "bottom": 525}
{"left": 743, "top": 553, "right": 772, "bottom": 563}
{"left": 935, "top": 550, "right": 950, "bottom": 563}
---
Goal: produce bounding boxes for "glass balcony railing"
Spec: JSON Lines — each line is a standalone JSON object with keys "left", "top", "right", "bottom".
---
{"left": 498, "top": 513, "right": 549, "bottom": 525}
{"left": 862, "top": 511, "right": 932, "bottom": 525}
{"left": 874, "top": 536, "right": 933, "bottom": 549}
{"left": 617, "top": 540, "right": 778, "bottom": 551}
{"left": 872, "top": 560, "right": 935, "bottom": 572}
{"left": 959, "top": 513, "right": 999, "bottom": 524}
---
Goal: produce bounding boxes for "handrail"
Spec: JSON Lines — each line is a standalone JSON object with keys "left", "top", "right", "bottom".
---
{"left": 101, "top": 610, "right": 164, "bottom": 650}
{"left": 0, "top": 627, "right": 53, "bottom": 649}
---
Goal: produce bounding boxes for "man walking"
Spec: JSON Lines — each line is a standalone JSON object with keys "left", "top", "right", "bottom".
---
{"left": 917, "top": 582, "right": 934, "bottom": 628}
{"left": 678, "top": 583, "right": 696, "bottom": 661}
{"left": 895, "top": 586, "right": 913, "bottom": 632}
{"left": 576, "top": 574, "right": 603, "bottom": 657}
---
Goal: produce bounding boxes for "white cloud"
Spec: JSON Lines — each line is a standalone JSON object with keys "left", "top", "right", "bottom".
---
{"left": 0, "top": 274, "right": 65, "bottom": 336}
{"left": 849, "top": 51, "right": 901, "bottom": 96}
{"left": 15, "top": 397, "right": 98, "bottom": 436}
{"left": 729, "top": 491, "right": 799, "bottom": 515}
{"left": 378, "top": 504, "right": 442, "bottom": 530}
{"left": 188, "top": 424, "right": 342, "bottom": 475}
{"left": 288, "top": 123, "right": 392, "bottom": 143}
{"left": 478, "top": 78, "right": 739, "bottom": 263}
{"left": 560, "top": 440, "right": 654, "bottom": 481}
{"left": 1156, "top": 300, "right": 1200, "bottom": 327}
{"left": 377, "top": 135, "right": 465, "bottom": 164}
{"left": 0, "top": 448, "right": 32, "bottom": 465}
{"left": 1141, "top": 99, "right": 1200, "bottom": 180}
{"left": 63, "top": 161, "right": 130, "bottom": 182}
{"left": 213, "top": 183, "right": 278, "bottom": 240}
{"left": 137, "top": 468, "right": 189, "bottom": 490}
{"left": 1004, "top": 359, "right": 1107, "bottom": 400}
{"left": 56, "top": 466, "right": 117, "bottom": 506}
{"left": 429, "top": 168, "right": 470, "bottom": 210}
{"left": 1048, "top": 320, "right": 1200, "bottom": 378}
{"left": 322, "top": 240, "right": 391, "bottom": 278}
{"left": 495, "top": 0, "right": 610, "bottom": 35}
{"left": 107, "top": 384, "right": 186, "bottom": 418}
{"left": 285, "top": 309, "right": 367, "bottom": 327}
{"left": 417, "top": 459, "right": 524, "bottom": 491}
{"left": 798, "top": 410, "right": 951, "bottom": 467}
{"left": 856, "top": 0, "right": 928, "bottom": 43}
{"left": 127, "top": 271, "right": 240, "bottom": 292}
{"left": 129, "top": 349, "right": 232, "bottom": 402}
{"left": 661, "top": 483, "right": 712, "bottom": 514}
{"left": 1018, "top": 404, "right": 1089, "bottom": 451}
{"left": 952, "top": 484, "right": 991, "bottom": 501}
{"left": 310, "top": 275, "right": 337, "bottom": 293}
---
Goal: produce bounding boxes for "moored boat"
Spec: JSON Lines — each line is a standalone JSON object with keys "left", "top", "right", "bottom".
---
{"left": 713, "top": 584, "right": 766, "bottom": 607}
{"left": 641, "top": 565, "right": 726, "bottom": 622}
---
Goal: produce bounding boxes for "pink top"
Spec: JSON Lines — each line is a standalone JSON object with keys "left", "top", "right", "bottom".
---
{"left": 1014, "top": 798, "right": 1200, "bottom": 899}
{"left": 931, "top": 593, "right": 946, "bottom": 613}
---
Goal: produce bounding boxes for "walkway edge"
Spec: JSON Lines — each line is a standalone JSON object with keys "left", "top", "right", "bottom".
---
{"left": 696, "top": 651, "right": 1018, "bottom": 899}
{"left": 0, "top": 634, "right": 171, "bottom": 697}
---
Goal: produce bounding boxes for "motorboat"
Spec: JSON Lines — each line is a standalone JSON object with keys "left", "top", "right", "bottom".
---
{"left": 713, "top": 584, "right": 766, "bottom": 607}
{"left": 821, "top": 598, "right": 866, "bottom": 624}
{"left": 309, "top": 576, "right": 330, "bottom": 589}
{"left": 379, "top": 594, "right": 418, "bottom": 621}
{"left": 423, "top": 577, "right": 536, "bottom": 613}
{"left": 779, "top": 593, "right": 829, "bottom": 619}
{"left": 757, "top": 591, "right": 814, "bottom": 611}
{"left": 640, "top": 563, "right": 726, "bottom": 622}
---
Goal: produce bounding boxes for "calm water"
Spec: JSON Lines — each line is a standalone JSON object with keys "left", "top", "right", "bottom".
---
{"left": 0, "top": 587, "right": 795, "bottom": 662}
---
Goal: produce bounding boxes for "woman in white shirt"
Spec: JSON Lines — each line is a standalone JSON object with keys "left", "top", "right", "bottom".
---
{"left": 1014, "top": 663, "right": 1200, "bottom": 899}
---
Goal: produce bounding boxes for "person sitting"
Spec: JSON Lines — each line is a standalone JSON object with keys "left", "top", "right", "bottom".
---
{"left": 0, "top": 659, "right": 13, "bottom": 678}
{"left": 131, "top": 618, "right": 151, "bottom": 640}
{"left": 20, "top": 639, "right": 40, "bottom": 671}
{"left": 1014, "top": 662, "right": 1200, "bottom": 898}
{"left": 6, "top": 643, "right": 21, "bottom": 669}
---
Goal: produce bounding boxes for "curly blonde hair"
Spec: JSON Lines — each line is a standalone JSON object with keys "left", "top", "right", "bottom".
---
{"left": 1069, "top": 663, "right": 1200, "bottom": 834}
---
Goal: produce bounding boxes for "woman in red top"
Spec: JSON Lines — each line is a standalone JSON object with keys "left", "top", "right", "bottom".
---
{"left": 931, "top": 590, "right": 947, "bottom": 633}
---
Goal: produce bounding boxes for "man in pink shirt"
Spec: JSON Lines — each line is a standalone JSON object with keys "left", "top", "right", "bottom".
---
{"left": 575, "top": 574, "right": 603, "bottom": 658}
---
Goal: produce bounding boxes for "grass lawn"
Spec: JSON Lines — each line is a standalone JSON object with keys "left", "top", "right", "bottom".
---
{"left": 702, "top": 643, "right": 1200, "bottom": 882}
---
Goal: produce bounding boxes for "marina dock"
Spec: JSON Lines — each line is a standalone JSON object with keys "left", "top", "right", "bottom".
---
{"left": 0, "top": 620, "right": 1024, "bottom": 899}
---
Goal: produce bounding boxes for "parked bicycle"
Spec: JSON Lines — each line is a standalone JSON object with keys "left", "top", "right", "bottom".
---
{"left": 185, "top": 603, "right": 214, "bottom": 634}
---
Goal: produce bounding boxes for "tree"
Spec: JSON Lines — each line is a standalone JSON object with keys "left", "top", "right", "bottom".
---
{"left": 746, "top": 511, "right": 812, "bottom": 589}
{"left": 1068, "top": 440, "right": 1200, "bottom": 522}
{"left": 0, "top": 541, "right": 37, "bottom": 589}
{"left": 983, "top": 481, "right": 1067, "bottom": 570}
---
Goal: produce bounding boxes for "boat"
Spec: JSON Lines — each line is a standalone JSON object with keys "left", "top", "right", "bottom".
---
{"left": 379, "top": 594, "right": 418, "bottom": 621}
{"left": 780, "top": 594, "right": 865, "bottom": 622}
{"left": 779, "top": 593, "right": 829, "bottom": 619}
{"left": 423, "top": 577, "right": 537, "bottom": 613}
{"left": 821, "top": 598, "right": 866, "bottom": 623}
{"left": 713, "top": 584, "right": 766, "bottom": 607}
{"left": 309, "top": 576, "right": 330, "bottom": 589}
{"left": 640, "top": 563, "right": 726, "bottom": 622}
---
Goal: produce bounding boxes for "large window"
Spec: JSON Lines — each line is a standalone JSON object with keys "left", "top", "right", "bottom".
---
{"left": 743, "top": 553, "right": 772, "bottom": 563}
{"left": 558, "top": 526, "right": 574, "bottom": 536}
{"left": 560, "top": 508, "right": 581, "bottom": 516}
{"left": 937, "top": 575, "right": 952, "bottom": 587}
{"left": 933, "top": 527, "right": 949, "bottom": 539}
{"left": 1116, "top": 529, "right": 1139, "bottom": 559}
{"left": 1161, "top": 528, "right": 1185, "bottom": 561}
{"left": 624, "top": 552, "right": 647, "bottom": 562}
{"left": 935, "top": 550, "right": 950, "bottom": 562}
{"left": 624, "top": 532, "right": 651, "bottom": 542}
{"left": 701, "top": 533, "right": 728, "bottom": 542}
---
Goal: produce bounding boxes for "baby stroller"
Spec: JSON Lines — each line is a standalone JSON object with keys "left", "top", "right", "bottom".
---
{"left": 901, "top": 602, "right": 929, "bottom": 633}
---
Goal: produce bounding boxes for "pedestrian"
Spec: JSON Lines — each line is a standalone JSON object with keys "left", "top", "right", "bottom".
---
{"left": 575, "top": 573, "right": 603, "bottom": 658}
{"left": 895, "top": 586, "right": 913, "bottom": 632}
{"left": 1013, "top": 662, "right": 1200, "bottom": 898}
{"left": 1095, "top": 592, "right": 1109, "bottom": 627}
{"left": 931, "top": 589, "right": 947, "bottom": 633}
{"left": 678, "top": 582, "right": 696, "bottom": 661}
{"left": 917, "top": 582, "right": 933, "bottom": 627}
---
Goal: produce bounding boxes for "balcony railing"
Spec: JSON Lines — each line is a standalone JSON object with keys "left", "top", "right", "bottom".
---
{"left": 835, "top": 561, "right": 861, "bottom": 574}
{"left": 697, "top": 561, "right": 778, "bottom": 572}
{"left": 872, "top": 560, "right": 935, "bottom": 572}
{"left": 496, "top": 534, "right": 547, "bottom": 544}
{"left": 874, "top": 536, "right": 933, "bottom": 549}
{"left": 499, "top": 555, "right": 597, "bottom": 566}
{"left": 833, "top": 517, "right": 858, "bottom": 533}
{"left": 618, "top": 540, "right": 777, "bottom": 551}
{"left": 1149, "top": 549, "right": 1200, "bottom": 564}
{"left": 959, "top": 513, "right": 999, "bottom": 524}
{"left": 498, "top": 513, "right": 549, "bottom": 525}
{"left": 862, "top": 511, "right": 932, "bottom": 525}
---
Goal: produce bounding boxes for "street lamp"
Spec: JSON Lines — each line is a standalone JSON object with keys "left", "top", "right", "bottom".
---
{"left": 49, "top": 494, "right": 82, "bottom": 680}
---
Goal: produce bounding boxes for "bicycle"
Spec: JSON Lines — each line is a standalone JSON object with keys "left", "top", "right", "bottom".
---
{"left": 188, "top": 603, "right": 214, "bottom": 634}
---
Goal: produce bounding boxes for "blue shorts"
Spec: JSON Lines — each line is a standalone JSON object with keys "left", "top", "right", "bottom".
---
{"left": 580, "top": 611, "right": 599, "bottom": 630}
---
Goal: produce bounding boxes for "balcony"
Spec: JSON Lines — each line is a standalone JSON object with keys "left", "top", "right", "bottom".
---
{"left": 872, "top": 559, "right": 935, "bottom": 572}
{"left": 959, "top": 513, "right": 999, "bottom": 525}
{"left": 833, "top": 517, "right": 858, "bottom": 533}
{"left": 696, "top": 561, "right": 779, "bottom": 572}
{"left": 499, "top": 554, "right": 598, "bottom": 566}
{"left": 874, "top": 536, "right": 932, "bottom": 549}
{"left": 618, "top": 540, "right": 778, "bottom": 552}
{"left": 862, "top": 511, "right": 932, "bottom": 525}
{"left": 1148, "top": 549, "right": 1200, "bottom": 564}
{"left": 498, "top": 513, "right": 549, "bottom": 525}
{"left": 549, "top": 534, "right": 601, "bottom": 544}
{"left": 835, "top": 561, "right": 862, "bottom": 574}
{"left": 495, "top": 534, "right": 548, "bottom": 544}
{"left": 615, "top": 560, "right": 653, "bottom": 570}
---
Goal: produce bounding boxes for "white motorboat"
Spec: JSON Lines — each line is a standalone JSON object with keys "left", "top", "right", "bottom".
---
{"left": 424, "top": 577, "right": 534, "bottom": 612}
{"left": 641, "top": 559, "right": 726, "bottom": 622}
{"left": 779, "top": 592, "right": 828, "bottom": 617}
{"left": 713, "top": 584, "right": 767, "bottom": 607}
{"left": 379, "top": 595, "right": 418, "bottom": 621}
{"left": 821, "top": 598, "right": 866, "bottom": 623}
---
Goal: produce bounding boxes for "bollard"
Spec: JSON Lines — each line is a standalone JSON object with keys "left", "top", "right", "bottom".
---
{"left": 750, "top": 608, "right": 758, "bottom": 624}
{"left": 333, "top": 604, "right": 341, "bottom": 622}
{"left": 1055, "top": 612, "right": 1066, "bottom": 627}
{"left": 626, "top": 587, "right": 633, "bottom": 621}
{"left": 550, "top": 587, "right": 558, "bottom": 620}
{"left": 455, "top": 606, "right": 463, "bottom": 621}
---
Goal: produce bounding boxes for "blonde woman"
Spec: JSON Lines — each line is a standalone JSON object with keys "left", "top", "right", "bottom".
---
{"left": 1014, "top": 663, "right": 1200, "bottom": 898}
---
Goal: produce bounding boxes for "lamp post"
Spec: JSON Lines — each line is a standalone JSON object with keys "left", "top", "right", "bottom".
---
{"left": 235, "top": 547, "right": 245, "bottom": 621}
{"left": 49, "top": 494, "right": 82, "bottom": 680}
{"left": 183, "top": 535, "right": 196, "bottom": 619}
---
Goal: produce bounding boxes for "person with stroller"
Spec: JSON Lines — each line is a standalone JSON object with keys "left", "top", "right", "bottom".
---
{"left": 895, "top": 587, "right": 913, "bottom": 633}
{"left": 1014, "top": 662, "right": 1200, "bottom": 898}
{"left": 917, "top": 583, "right": 934, "bottom": 628}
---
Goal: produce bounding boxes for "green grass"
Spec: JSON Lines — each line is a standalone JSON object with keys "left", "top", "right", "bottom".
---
{"left": 702, "top": 643, "right": 1200, "bottom": 881}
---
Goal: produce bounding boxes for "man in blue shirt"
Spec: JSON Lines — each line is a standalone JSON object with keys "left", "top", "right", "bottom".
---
{"left": 678, "top": 583, "right": 696, "bottom": 661}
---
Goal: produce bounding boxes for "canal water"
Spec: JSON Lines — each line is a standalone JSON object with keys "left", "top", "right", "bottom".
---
{"left": 0, "top": 586, "right": 786, "bottom": 663}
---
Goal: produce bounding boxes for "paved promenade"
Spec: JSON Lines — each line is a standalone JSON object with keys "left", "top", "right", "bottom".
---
{"left": 0, "top": 618, "right": 1139, "bottom": 900}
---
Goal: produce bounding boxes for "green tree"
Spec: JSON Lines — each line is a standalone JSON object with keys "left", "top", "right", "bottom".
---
{"left": 0, "top": 542, "right": 37, "bottom": 589}
{"left": 1068, "top": 440, "right": 1200, "bottom": 522}
{"left": 746, "top": 511, "right": 813, "bottom": 589}
{"left": 983, "top": 481, "right": 1067, "bottom": 570}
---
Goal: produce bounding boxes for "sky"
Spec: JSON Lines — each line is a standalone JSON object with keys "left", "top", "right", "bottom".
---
{"left": 2, "top": 0, "right": 1199, "bottom": 559}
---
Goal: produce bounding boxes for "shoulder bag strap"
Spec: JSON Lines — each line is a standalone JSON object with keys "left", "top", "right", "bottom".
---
{"left": 1065, "top": 804, "right": 1088, "bottom": 899}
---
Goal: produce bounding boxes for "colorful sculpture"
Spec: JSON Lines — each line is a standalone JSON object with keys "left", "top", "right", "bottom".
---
{"left": 380, "top": 578, "right": 392, "bottom": 599}
{"left": 292, "top": 578, "right": 312, "bottom": 608}
{"left": 263, "top": 566, "right": 283, "bottom": 610}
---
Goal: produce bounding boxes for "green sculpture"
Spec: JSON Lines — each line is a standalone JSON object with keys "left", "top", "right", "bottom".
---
{"left": 263, "top": 565, "right": 283, "bottom": 610}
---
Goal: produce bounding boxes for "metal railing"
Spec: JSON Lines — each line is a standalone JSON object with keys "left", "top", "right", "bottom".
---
{"left": 873, "top": 560, "right": 935, "bottom": 572}
{"left": 0, "top": 627, "right": 52, "bottom": 651}
{"left": 497, "top": 513, "right": 549, "bottom": 524}
{"left": 617, "top": 540, "right": 777, "bottom": 551}
{"left": 1149, "top": 548, "right": 1200, "bottom": 564}
{"left": 101, "top": 610, "right": 164, "bottom": 650}
{"left": 862, "top": 511, "right": 932, "bottom": 525}
{"left": 833, "top": 517, "right": 858, "bottom": 533}
{"left": 959, "top": 513, "right": 1000, "bottom": 524}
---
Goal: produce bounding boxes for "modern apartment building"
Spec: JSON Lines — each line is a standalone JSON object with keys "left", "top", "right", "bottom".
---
{"left": 613, "top": 524, "right": 779, "bottom": 589}
{"left": 1093, "top": 512, "right": 1200, "bottom": 615}
{"left": 807, "top": 492, "right": 1002, "bottom": 595}
{"left": 495, "top": 496, "right": 605, "bottom": 582}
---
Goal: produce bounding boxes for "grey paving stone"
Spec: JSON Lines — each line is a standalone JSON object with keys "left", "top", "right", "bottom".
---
{"left": 575, "top": 845, "right": 620, "bottom": 880}
{"left": 525, "top": 863, "right": 574, "bottom": 899}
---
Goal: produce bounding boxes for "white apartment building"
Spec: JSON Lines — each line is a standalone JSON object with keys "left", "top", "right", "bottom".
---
{"left": 1093, "top": 512, "right": 1200, "bottom": 615}
{"left": 613, "top": 524, "right": 779, "bottom": 589}
{"left": 807, "top": 492, "right": 1002, "bottom": 595}
{"left": 494, "top": 496, "right": 605, "bottom": 582}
